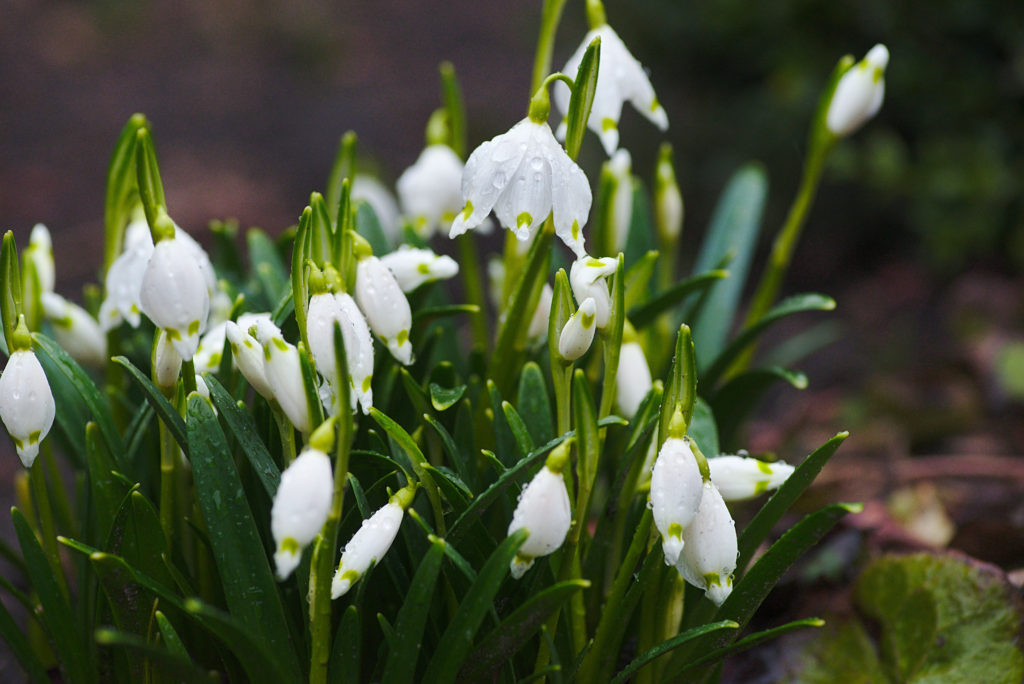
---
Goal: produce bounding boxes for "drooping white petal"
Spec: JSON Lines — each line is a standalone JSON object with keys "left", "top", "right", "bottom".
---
{"left": 41, "top": 292, "right": 106, "bottom": 367}
{"left": 0, "top": 350, "right": 55, "bottom": 468}
{"left": 99, "top": 218, "right": 154, "bottom": 331}
{"left": 380, "top": 247, "right": 459, "bottom": 292}
{"left": 332, "top": 501, "right": 404, "bottom": 598}
{"left": 557, "top": 297, "right": 598, "bottom": 361}
{"left": 492, "top": 132, "right": 553, "bottom": 241}
{"left": 676, "top": 481, "right": 737, "bottom": 606}
{"left": 709, "top": 455, "right": 794, "bottom": 502}
{"left": 272, "top": 447, "right": 334, "bottom": 579}
{"left": 257, "top": 325, "right": 311, "bottom": 434}
{"left": 550, "top": 152, "right": 592, "bottom": 258}
{"left": 353, "top": 175, "right": 401, "bottom": 245}
{"left": 355, "top": 256, "right": 413, "bottom": 365}
{"left": 396, "top": 145, "right": 465, "bottom": 237}
{"left": 569, "top": 256, "right": 617, "bottom": 329}
{"left": 650, "top": 437, "right": 704, "bottom": 566}
{"left": 139, "top": 233, "right": 211, "bottom": 360}
{"left": 450, "top": 121, "right": 532, "bottom": 238}
{"left": 224, "top": 314, "right": 277, "bottom": 401}
{"left": 193, "top": 321, "right": 228, "bottom": 375}
{"left": 507, "top": 465, "right": 572, "bottom": 579}
{"left": 25, "top": 224, "right": 55, "bottom": 294}
{"left": 152, "top": 330, "right": 183, "bottom": 391}
{"left": 306, "top": 292, "right": 375, "bottom": 414}
{"left": 826, "top": 44, "right": 889, "bottom": 137}
{"left": 615, "top": 341, "right": 651, "bottom": 419}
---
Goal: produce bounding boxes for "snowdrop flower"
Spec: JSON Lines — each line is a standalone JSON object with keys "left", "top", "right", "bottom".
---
{"left": 380, "top": 247, "right": 459, "bottom": 293}
{"left": 0, "top": 320, "right": 54, "bottom": 468}
{"left": 676, "top": 481, "right": 737, "bottom": 607}
{"left": 615, "top": 340, "right": 651, "bottom": 419}
{"left": 396, "top": 144, "right": 465, "bottom": 237}
{"left": 272, "top": 446, "right": 334, "bottom": 580}
{"left": 306, "top": 290, "right": 375, "bottom": 415}
{"left": 139, "top": 218, "right": 211, "bottom": 360}
{"left": 256, "top": 323, "right": 311, "bottom": 434}
{"left": 553, "top": 21, "right": 668, "bottom": 156}
{"left": 193, "top": 321, "right": 228, "bottom": 375}
{"left": 826, "top": 44, "right": 889, "bottom": 138}
{"left": 569, "top": 256, "right": 617, "bottom": 329}
{"left": 449, "top": 117, "right": 592, "bottom": 258}
{"left": 650, "top": 436, "right": 704, "bottom": 567}
{"left": 99, "top": 217, "right": 154, "bottom": 330}
{"left": 606, "top": 150, "right": 633, "bottom": 252}
{"left": 24, "top": 224, "right": 55, "bottom": 294}
{"left": 557, "top": 297, "right": 597, "bottom": 362}
{"left": 528, "top": 283, "right": 553, "bottom": 341}
{"left": 507, "top": 442, "right": 572, "bottom": 579}
{"left": 355, "top": 255, "right": 414, "bottom": 365}
{"left": 332, "top": 484, "right": 416, "bottom": 598}
{"left": 654, "top": 143, "right": 683, "bottom": 244}
{"left": 225, "top": 314, "right": 277, "bottom": 401}
{"left": 41, "top": 292, "right": 106, "bottom": 367}
{"left": 152, "top": 330, "right": 182, "bottom": 392}
{"left": 709, "top": 455, "right": 794, "bottom": 502}
{"left": 353, "top": 175, "right": 401, "bottom": 245}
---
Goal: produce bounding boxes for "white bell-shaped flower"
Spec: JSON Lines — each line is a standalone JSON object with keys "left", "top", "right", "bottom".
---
{"left": 139, "top": 227, "right": 211, "bottom": 360}
{"left": 709, "top": 455, "right": 794, "bottom": 502}
{"left": 225, "top": 313, "right": 277, "bottom": 401}
{"left": 380, "top": 247, "right": 459, "bottom": 293}
{"left": 527, "top": 283, "right": 553, "bottom": 341}
{"left": 256, "top": 324, "right": 311, "bottom": 434}
{"left": 193, "top": 321, "right": 228, "bottom": 374}
{"left": 557, "top": 297, "right": 598, "bottom": 362}
{"left": 353, "top": 175, "right": 401, "bottom": 245}
{"left": 606, "top": 150, "right": 634, "bottom": 252}
{"left": 41, "top": 292, "right": 106, "bottom": 367}
{"left": 332, "top": 485, "right": 415, "bottom": 598}
{"left": 449, "top": 118, "right": 592, "bottom": 257}
{"left": 307, "top": 292, "right": 374, "bottom": 415}
{"left": 99, "top": 218, "right": 154, "bottom": 331}
{"left": 507, "top": 452, "right": 572, "bottom": 579}
{"left": 676, "top": 481, "right": 737, "bottom": 606}
{"left": 25, "top": 224, "right": 55, "bottom": 294}
{"left": 554, "top": 24, "right": 669, "bottom": 156}
{"left": 826, "top": 44, "right": 889, "bottom": 138}
{"left": 650, "top": 436, "right": 705, "bottom": 567}
{"left": 396, "top": 144, "right": 465, "bottom": 237}
{"left": 615, "top": 341, "right": 651, "bottom": 419}
{"left": 152, "top": 330, "right": 182, "bottom": 391}
{"left": 569, "top": 256, "right": 617, "bottom": 329}
{"left": 0, "top": 348, "right": 55, "bottom": 468}
{"left": 271, "top": 446, "right": 334, "bottom": 580}
{"left": 355, "top": 256, "right": 414, "bottom": 366}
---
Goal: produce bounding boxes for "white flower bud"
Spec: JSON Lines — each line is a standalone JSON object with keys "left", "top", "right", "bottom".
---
{"left": 271, "top": 447, "right": 334, "bottom": 580}
{"left": 332, "top": 499, "right": 405, "bottom": 598}
{"left": 615, "top": 341, "right": 651, "bottom": 419}
{"left": 140, "top": 232, "right": 211, "bottom": 360}
{"left": 507, "top": 464, "right": 571, "bottom": 579}
{"left": 99, "top": 218, "right": 153, "bottom": 331}
{"left": 41, "top": 292, "right": 106, "bottom": 367}
{"left": 396, "top": 144, "right": 465, "bottom": 237}
{"left": 306, "top": 293, "right": 374, "bottom": 415}
{"left": 607, "top": 150, "right": 634, "bottom": 252}
{"left": 25, "top": 224, "right": 55, "bottom": 294}
{"left": 654, "top": 145, "right": 684, "bottom": 243}
{"left": 257, "top": 325, "right": 311, "bottom": 434}
{"left": 224, "top": 313, "right": 277, "bottom": 401}
{"left": 676, "top": 481, "right": 737, "bottom": 607}
{"left": 352, "top": 175, "right": 401, "bottom": 245}
{"left": 193, "top": 321, "right": 228, "bottom": 375}
{"left": 826, "top": 44, "right": 889, "bottom": 138}
{"left": 379, "top": 247, "right": 459, "bottom": 293}
{"left": 527, "top": 283, "right": 553, "bottom": 341}
{"left": 0, "top": 350, "right": 55, "bottom": 468}
{"left": 557, "top": 297, "right": 598, "bottom": 362}
{"left": 650, "top": 436, "right": 704, "bottom": 567}
{"left": 569, "top": 256, "right": 617, "bottom": 329}
{"left": 709, "top": 455, "right": 794, "bottom": 502}
{"left": 152, "top": 330, "right": 182, "bottom": 392}
{"left": 355, "top": 256, "right": 414, "bottom": 366}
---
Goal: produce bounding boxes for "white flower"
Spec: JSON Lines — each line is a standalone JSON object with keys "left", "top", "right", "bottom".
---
{"left": 528, "top": 283, "right": 553, "bottom": 341}
{"left": 25, "top": 224, "right": 55, "bottom": 294}
{"left": 355, "top": 256, "right": 414, "bottom": 365}
{"left": 99, "top": 218, "right": 154, "bottom": 331}
{"left": 306, "top": 292, "right": 374, "bottom": 415}
{"left": 826, "top": 44, "right": 889, "bottom": 138}
{"left": 615, "top": 341, "right": 651, "bottom": 419}
{"left": 256, "top": 324, "right": 311, "bottom": 434}
{"left": 676, "top": 481, "right": 737, "bottom": 607}
{"left": 224, "top": 313, "right": 277, "bottom": 401}
{"left": 380, "top": 247, "right": 459, "bottom": 293}
{"left": 650, "top": 436, "right": 704, "bottom": 567}
{"left": 654, "top": 144, "right": 683, "bottom": 243}
{"left": 569, "top": 256, "right": 617, "bottom": 329}
{"left": 396, "top": 145, "right": 465, "bottom": 237}
{"left": 554, "top": 24, "right": 669, "bottom": 156}
{"left": 507, "top": 464, "right": 572, "bottom": 579}
{"left": 139, "top": 231, "right": 211, "bottom": 360}
{"left": 271, "top": 446, "right": 334, "bottom": 580}
{"left": 152, "top": 330, "right": 182, "bottom": 391}
{"left": 331, "top": 491, "right": 410, "bottom": 599}
{"left": 0, "top": 349, "right": 55, "bottom": 468}
{"left": 709, "top": 455, "right": 794, "bottom": 502}
{"left": 606, "top": 149, "right": 634, "bottom": 252}
{"left": 193, "top": 321, "right": 228, "bottom": 375}
{"left": 41, "top": 293, "right": 106, "bottom": 367}
{"left": 353, "top": 175, "right": 401, "bottom": 245}
{"left": 557, "top": 297, "right": 598, "bottom": 362}
{"left": 449, "top": 118, "right": 592, "bottom": 257}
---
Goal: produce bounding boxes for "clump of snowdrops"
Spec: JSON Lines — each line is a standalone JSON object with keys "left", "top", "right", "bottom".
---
{"left": 0, "top": 0, "right": 888, "bottom": 681}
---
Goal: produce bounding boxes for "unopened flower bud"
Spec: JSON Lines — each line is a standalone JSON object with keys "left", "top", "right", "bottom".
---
{"left": 332, "top": 485, "right": 415, "bottom": 598}
{"left": 355, "top": 256, "right": 414, "bottom": 365}
{"left": 826, "top": 44, "right": 889, "bottom": 138}
{"left": 675, "top": 481, "right": 737, "bottom": 606}
{"left": 307, "top": 292, "right": 374, "bottom": 415}
{"left": 41, "top": 292, "right": 106, "bottom": 367}
{"left": 709, "top": 455, "right": 794, "bottom": 502}
{"left": 0, "top": 346, "right": 55, "bottom": 468}
{"left": 615, "top": 341, "right": 652, "bottom": 419}
{"left": 527, "top": 284, "right": 553, "bottom": 340}
{"left": 271, "top": 446, "right": 334, "bottom": 580}
{"left": 379, "top": 247, "right": 459, "bottom": 293}
{"left": 654, "top": 143, "right": 684, "bottom": 244}
{"left": 507, "top": 451, "right": 571, "bottom": 579}
{"left": 25, "top": 224, "right": 55, "bottom": 294}
{"left": 569, "top": 256, "right": 617, "bottom": 329}
{"left": 651, "top": 436, "right": 704, "bottom": 567}
{"left": 140, "top": 227, "right": 211, "bottom": 360}
{"left": 396, "top": 144, "right": 465, "bottom": 238}
{"left": 558, "top": 297, "right": 598, "bottom": 361}
{"left": 152, "top": 330, "right": 182, "bottom": 392}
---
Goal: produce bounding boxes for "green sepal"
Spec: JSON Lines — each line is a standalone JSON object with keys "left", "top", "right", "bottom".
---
{"left": 439, "top": 61, "right": 467, "bottom": 159}
{"left": 563, "top": 36, "right": 601, "bottom": 160}
{"left": 326, "top": 131, "right": 358, "bottom": 226}
{"left": 659, "top": 324, "right": 697, "bottom": 448}
{"left": 133, "top": 127, "right": 167, "bottom": 232}
{"left": 1, "top": 231, "right": 23, "bottom": 350}
{"left": 103, "top": 114, "right": 148, "bottom": 271}
{"left": 291, "top": 206, "right": 312, "bottom": 348}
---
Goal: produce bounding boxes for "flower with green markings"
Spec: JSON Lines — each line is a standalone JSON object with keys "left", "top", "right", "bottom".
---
{"left": 41, "top": 292, "right": 106, "bottom": 367}
{"left": 256, "top": 322, "right": 312, "bottom": 434}
{"left": 193, "top": 321, "right": 228, "bottom": 375}
{"left": 307, "top": 289, "right": 374, "bottom": 415}
{"left": 0, "top": 319, "right": 54, "bottom": 468}
{"left": 675, "top": 480, "right": 737, "bottom": 607}
{"left": 332, "top": 485, "right": 416, "bottom": 599}
{"left": 355, "top": 254, "right": 414, "bottom": 366}
{"left": 709, "top": 455, "right": 794, "bottom": 502}
{"left": 224, "top": 313, "right": 277, "bottom": 401}
{"left": 152, "top": 329, "right": 182, "bottom": 392}
{"left": 507, "top": 442, "right": 572, "bottom": 579}
{"left": 272, "top": 445, "right": 334, "bottom": 580}
{"left": 569, "top": 255, "right": 617, "bottom": 329}
{"left": 25, "top": 224, "right": 55, "bottom": 294}
{"left": 99, "top": 217, "right": 154, "bottom": 331}
{"left": 651, "top": 436, "right": 704, "bottom": 567}
{"left": 826, "top": 44, "right": 889, "bottom": 138}
{"left": 380, "top": 246, "right": 459, "bottom": 293}
{"left": 557, "top": 296, "right": 598, "bottom": 361}
{"left": 396, "top": 144, "right": 465, "bottom": 238}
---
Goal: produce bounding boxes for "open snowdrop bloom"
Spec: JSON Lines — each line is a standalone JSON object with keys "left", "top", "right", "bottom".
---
{"left": 558, "top": 297, "right": 598, "bottom": 362}
{"left": 272, "top": 445, "right": 334, "bottom": 580}
{"left": 553, "top": 17, "right": 668, "bottom": 156}
{"left": 650, "top": 436, "right": 705, "bottom": 567}
{"left": 0, "top": 319, "right": 55, "bottom": 468}
{"left": 99, "top": 217, "right": 154, "bottom": 331}
{"left": 25, "top": 224, "right": 55, "bottom": 294}
{"left": 380, "top": 246, "right": 459, "bottom": 293}
{"left": 507, "top": 441, "right": 572, "bottom": 579}
{"left": 615, "top": 340, "right": 651, "bottom": 419}
{"left": 355, "top": 254, "right": 414, "bottom": 365}
{"left": 224, "top": 313, "right": 277, "bottom": 401}
{"left": 332, "top": 484, "right": 416, "bottom": 598}
{"left": 826, "top": 44, "right": 889, "bottom": 138}
{"left": 256, "top": 322, "right": 311, "bottom": 434}
{"left": 41, "top": 292, "right": 106, "bottom": 367}
{"left": 306, "top": 287, "right": 375, "bottom": 415}
{"left": 709, "top": 455, "right": 795, "bottom": 502}
{"left": 569, "top": 256, "right": 617, "bottom": 329}
{"left": 193, "top": 321, "right": 228, "bottom": 375}
{"left": 676, "top": 481, "right": 738, "bottom": 607}
{"left": 396, "top": 144, "right": 465, "bottom": 237}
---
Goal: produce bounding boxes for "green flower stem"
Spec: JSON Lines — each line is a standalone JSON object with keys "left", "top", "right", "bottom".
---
{"left": 29, "top": 461, "right": 69, "bottom": 600}
{"left": 457, "top": 233, "right": 490, "bottom": 352}
{"left": 42, "top": 446, "right": 74, "bottom": 538}
{"left": 181, "top": 359, "right": 197, "bottom": 396}
{"left": 105, "top": 331, "right": 128, "bottom": 430}
{"left": 530, "top": 0, "right": 570, "bottom": 95}
{"left": 158, "top": 419, "right": 177, "bottom": 548}
{"left": 553, "top": 363, "right": 573, "bottom": 437}
{"left": 636, "top": 559, "right": 665, "bottom": 684}
{"left": 273, "top": 406, "right": 297, "bottom": 465}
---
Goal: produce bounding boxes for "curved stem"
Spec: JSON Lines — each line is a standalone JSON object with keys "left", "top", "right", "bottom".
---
{"left": 530, "top": 0, "right": 570, "bottom": 95}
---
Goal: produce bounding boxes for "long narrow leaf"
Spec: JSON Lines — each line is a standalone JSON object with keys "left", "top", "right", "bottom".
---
{"left": 564, "top": 37, "right": 600, "bottom": 160}
{"left": 628, "top": 270, "right": 729, "bottom": 330}
{"left": 381, "top": 537, "right": 446, "bottom": 684}
{"left": 0, "top": 588, "right": 49, "bottom": 684}
{"left": 112, "top": 355, "right": 187, "bottom": 453}
{"left": 710, "top": 365, "right": 808, "bottom": 448}
{"left": 202, "top": 374, "right": 280, "bottom": 497}
{"left": 609, "top": 620, "right": 738, "bottom": 684}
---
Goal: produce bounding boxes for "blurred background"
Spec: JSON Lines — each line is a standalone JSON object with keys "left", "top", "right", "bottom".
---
{"left": 1, "top": 0, "right": 1023, "bottom": 678}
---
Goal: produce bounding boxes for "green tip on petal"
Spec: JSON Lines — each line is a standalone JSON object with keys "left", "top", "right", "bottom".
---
{"left": 309, "top": 417, "right": 336, "bottom": 453}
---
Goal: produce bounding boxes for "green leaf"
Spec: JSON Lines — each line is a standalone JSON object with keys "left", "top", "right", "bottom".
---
{"left": 248, "top": 228, "right": 289, "bottom": 308}
{"left": 381, "top": 537, "right": 446, "bottom": 684}
{"left": 689, "top": 163, "right": 768, "bottom": 370}
{"left": 428, "top": 382, "right": 466, "bottom": 412}
{"left": 421, "top": 529, "right": 529, "bottom": 683}
{"left": 330, "top": 604, "right": 362, "bottom": 684}
{"left": 86, "top": 421, "right": 128, "bottom": 543}
{"left": 95, "top": 628, "right": 215, "bottom": 684}
{"left": 517, "top": 362, "right": 554, "bottom": 446}
{"left": 326, "top": 131, "right": 358, "bottom": 225}
{"left": 573, "top": 367, "right": 600, "bottom": 505}
{"left": 687, "top": 398, "right": 719, "bottom": 460}
{"left": 564, "top": 36, "right": 600, "bottom": 160}
{"left": 112, "top": 355, "right": 188, "bottom": 454}
{"left": 701, "top": 293, "right": 836, "bottom": 388}
{"left": 502, "top": 400, "right": 536, "bottom": 457}
{"left": 439, "top": 62, "right": 467, "bottom": 159}
{"left": 783, "top": 619, "right": 885, "bottom": 684}
{"left": 710, "top": 366, "right": 808, "bottom": 448}
{"left": 155, "top": 610, "right": 188, "bottom": 658}
{"left": 461, "top": 579, "right": 589, "bottom": 682}
{"left": 624, "top": 250, "right": 659, "bottom": 313}
{"left": 676, "top": 617, "right": 825, "bottom": 679}
{"left": 609, "top": 620, "right": 738, "bottom": 684}
{"left": 598, "top": 255, "right": 626, "bottom": 421}
{"left": 104, "top": 114, "right": 147, "bottom": 270}
{"left": 628, "top": 270, "right": 729, "bottom": 330}
{"left": 355, "top": 200, "right": 392, "bottom": 255}
{"left": 134, "top": 127, "right": 166, "bottom": 228}
{"left": 369, "top": 407, "right": 445, "bottom": 532}
{"left": 0, "top": 587, "right": 49, "bottom": 684}
{"left": 422, "top": 412, "right": 474, "bottom": 490}
{"left": 659, "top": 324, "right": 697, "bottom": 446}
{"left": 186, "top": 393, "right": 301, "bottom": 681}
{"left": 291, "top": 207, "right": 312, "bottom": 346}
{"left": 0, "top": 231, "right": 22, "bottom": 350}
